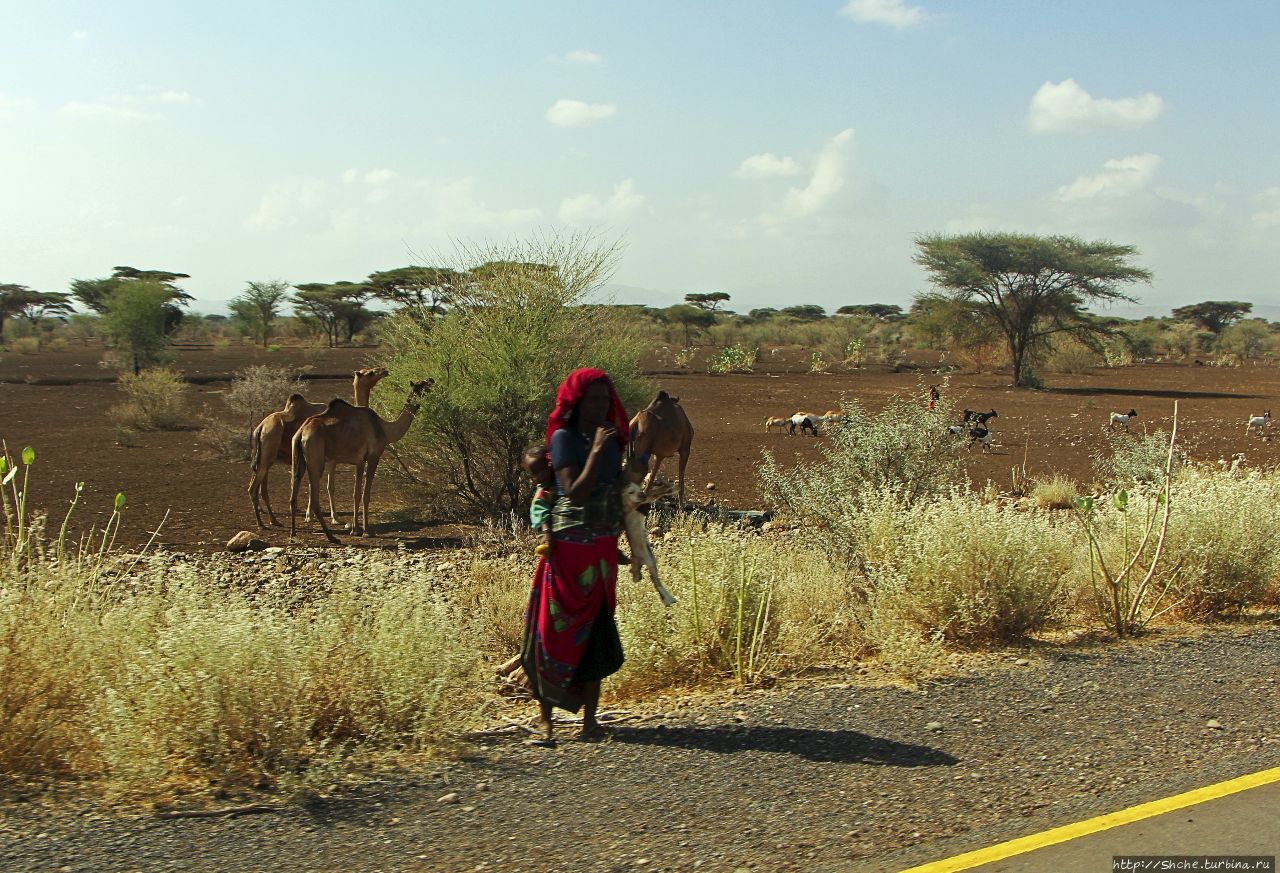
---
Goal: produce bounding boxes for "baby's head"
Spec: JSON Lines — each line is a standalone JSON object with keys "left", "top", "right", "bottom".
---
{"left": 522, "top": 444, "right": 552, "bottom": 486}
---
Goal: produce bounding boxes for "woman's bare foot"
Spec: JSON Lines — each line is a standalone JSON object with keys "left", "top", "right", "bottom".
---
{"left": 577, "top": 721, "right": 614, "bottom": 742}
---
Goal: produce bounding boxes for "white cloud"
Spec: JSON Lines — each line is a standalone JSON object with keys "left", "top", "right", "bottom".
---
{"left": 1251, "top": 187, "right": 1280, "bottom": 230}
{"left": 58, "top": 100, "right": 159, "bottom": 121}
{"left": 782, "top": 128, "right": 856, "bottom": 218}
{"left": 58, "top": 88, "right": 196, "bottom": 121}
{"left": 559, "top": 179, "right": 644, "bottom": 224}
{"left": 564, "top": 50, "right": 602, "bottom": 64}
{"left": 245, "top": 178, "right": 331, "bottom": 231}
{"left": 545, "top": 98, "right": 617, "bottom": 127}
{"left": 1055, "top": 153, "right": 1163, "bottom": 202}
{"left": 839, "top": 0, "right": 926, "bottom": 28}
{"left": 0, "top": 92, "right": 33, "bottom": 120}
{"left": 735, "top": 152, "right": 800, "bottom": 179}
{"left": 246, "top": 169, "right": 542, "bottom": 234}
{"left": 71, "top": 30, "right": 88, "bottom": 40}
{"left": 1028, "top": 79, "right": 1164, "bottom": 133}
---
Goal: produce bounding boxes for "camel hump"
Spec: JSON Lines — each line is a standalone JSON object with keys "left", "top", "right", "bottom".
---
{"left": 326, "top": 398, "right": 355, "bottom": 412}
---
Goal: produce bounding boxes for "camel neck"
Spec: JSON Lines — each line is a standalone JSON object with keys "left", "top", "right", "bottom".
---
{"left": 383, "top": 400, "right": 420, "bottom": 441}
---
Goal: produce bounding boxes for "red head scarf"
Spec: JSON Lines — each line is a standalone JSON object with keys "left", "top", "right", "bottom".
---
{"left": 545, "top": 368, "right": 630, "bottom": 450}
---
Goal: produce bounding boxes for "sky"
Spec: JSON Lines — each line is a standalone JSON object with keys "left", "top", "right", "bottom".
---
{"left": 3, "top": 1, "right": 1279, "bottom": 317}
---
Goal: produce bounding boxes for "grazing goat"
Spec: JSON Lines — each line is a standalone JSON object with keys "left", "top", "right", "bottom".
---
{"left": 789, "top": 412, "right": 819, "bottom": 436}
{"left": 963, "top": 408, "right": 998, "bottom": 425}
{"left": 764, "top": 416, "right": 789, "bottom": 433}
{"left": 620, "top": 469, "right": 677, "bottom": 606}
{"left": 1109, "top": 409, "right": 1139, "bottom": 430}
{"left": 1246, "top": 410, "right": 1272, "bottom": 437}
{"left": 946, "top": 423, "right": 966, "bottom": 437}
{"left": 968, "top": 425, "right": 994, "bottom": 452}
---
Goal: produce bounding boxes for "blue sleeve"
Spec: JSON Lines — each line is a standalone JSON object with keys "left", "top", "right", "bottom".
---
{"left": 549, "top": 428, "right": 582, "bottom": 471}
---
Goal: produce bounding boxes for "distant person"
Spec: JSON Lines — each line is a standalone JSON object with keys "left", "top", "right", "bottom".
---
{"left": 927, "top": 384, "right": 941, "bottom": 411}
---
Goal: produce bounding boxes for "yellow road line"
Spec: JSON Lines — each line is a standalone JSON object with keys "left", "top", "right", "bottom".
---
{"left": 900, "top": 765, "right": 1280, "bottom": 873}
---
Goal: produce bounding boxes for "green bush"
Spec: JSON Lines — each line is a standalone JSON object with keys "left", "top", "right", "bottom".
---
{"left": 759, "top": 385, "right": 966, "bottom": 565}
{"left": 381, "top": 234, "right": 650, "bottom": 519}
{"left": 111, "top": 368, "right": 189, "bottom": 431}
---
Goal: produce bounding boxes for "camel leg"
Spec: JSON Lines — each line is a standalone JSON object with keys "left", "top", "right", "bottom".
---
{"left": 645, "top": 453, "right": 665, "bottom": 493}
{"left": 677, "top": 446, "right": 690, "bottom": 506}
{"left": 349, "top": 460, "right": 363, "bottom": 535}
{"left": 292, "top": 433, "right": 340, "bottom": 544}
{"left": 259, "top": 465, "right": 281, "bottom": 528}
{"left": 360, "top": 455, "right": 381, "bottom": 536}
{"left": 326, "top": 463, "right": 339, "bottom": 526}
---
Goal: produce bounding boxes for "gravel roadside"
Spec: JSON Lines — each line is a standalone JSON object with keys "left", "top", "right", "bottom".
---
{"left": 2, "top": 624, "right": 1276, "bottom": 873}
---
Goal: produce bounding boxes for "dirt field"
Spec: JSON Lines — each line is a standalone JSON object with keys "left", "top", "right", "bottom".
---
{"left": 3, "top": 342, "right": 1280, "bottom": 553}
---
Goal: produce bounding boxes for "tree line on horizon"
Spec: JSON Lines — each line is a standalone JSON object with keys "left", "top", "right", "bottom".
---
{"left": 0, "top": 233, "right": 1270, "bottom": 385}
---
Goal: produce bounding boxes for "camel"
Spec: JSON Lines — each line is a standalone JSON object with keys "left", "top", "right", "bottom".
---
{"left": 289, "top": 378, "right": 433, "bottom": 544}
{"left": 629, "top": 389, "right": 694, "bottom": 505}
{"left": 248, "top": 367, "right": 388, "bottom": 527}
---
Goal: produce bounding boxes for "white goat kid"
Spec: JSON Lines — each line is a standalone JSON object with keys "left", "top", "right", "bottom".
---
{"left": 1109, "top": 409, "right": 1139, "bottom": 430}
{"left": 1246, "top": 410, "right": 1272, "bottom": 437}
{"left": 620, "top": 474, "right": 678, "bottom": 607}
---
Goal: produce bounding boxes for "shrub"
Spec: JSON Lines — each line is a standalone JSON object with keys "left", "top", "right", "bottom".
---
{"left": 10, "top": 336, "right": 40, "bottom": 354}
{"left": 1031, "top": 474, "right": 1079, "bottom": 510}
{"left": 1094, "top": 429, "right": 1174, "bottom": 487}
{"left": 204, "top": 365, "right": 305, "bottom": 458}
{"left": 673, "top": 346, "right": 697, "bottom": 369}
{"left": 708, "top": 343, "right": 757, "bottom": 375}
{"left": 381, "top": 233, "right": 650, "bottom": 520}
{"left": 759, "top": 386, "right": 966, "bottom": 562}
{"left": 860, "top": 491, "right": 1075, "bottom": 645}
{"left": 1044, "top": 338, "right": 1100, "bottom": 373}
{"left": 1162, "top": 467, "right": 1280, "bottom": 617}
{"left": 111, "top": 368, "right": 189, "bottom": 431}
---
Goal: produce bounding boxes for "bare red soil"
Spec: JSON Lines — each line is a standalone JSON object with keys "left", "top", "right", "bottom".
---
{"left": 3, "top": 342, "right": 1279, "bottom": 553}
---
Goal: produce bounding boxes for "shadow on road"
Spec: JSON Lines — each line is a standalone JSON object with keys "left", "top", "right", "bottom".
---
{"left": 613, "top": 724, "right": 958, "bottom": 767}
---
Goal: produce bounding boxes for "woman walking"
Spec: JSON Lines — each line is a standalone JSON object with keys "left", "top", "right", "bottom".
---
{"left": 520, "top": 367, "right": 630, "bottom": 745}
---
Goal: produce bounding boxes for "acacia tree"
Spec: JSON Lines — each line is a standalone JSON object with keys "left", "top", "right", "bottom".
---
{"left": 836, "top": 303, "right": 903, "bottom": 321}
{"left": 70, "top": 266, "right": 192, "bottom": 334}
{"left": 228, "top": 280, "right": 290, "bottom": 347}
{"left": 367, "top": 266, "right": 460, "bottom": 322}
{"left": 1171, "top": 301, "right": 1252, "bottom": 335}
{"left": 0, "top": 284, "right": 35, "bottom": 339}
{"left": 685, "top": 291, "right": 730, "bottom": 312}
{"left": 914, "top": 233, "right": 1152, "bottom": 387}
{"left": 292, "top": 281, "right": 371, "bottom": 347}
{"left": 100, "top": 280, "right": 176, "bottom": 374}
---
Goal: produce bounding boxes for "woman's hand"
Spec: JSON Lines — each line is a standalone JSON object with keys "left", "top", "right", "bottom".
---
{"left": 591, "top": 426, "right": 617, "bottom": 454}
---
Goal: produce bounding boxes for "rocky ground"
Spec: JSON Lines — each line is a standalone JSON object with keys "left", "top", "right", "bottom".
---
{"left": 1, "top": 607, "right": 1276, "bottom": 873}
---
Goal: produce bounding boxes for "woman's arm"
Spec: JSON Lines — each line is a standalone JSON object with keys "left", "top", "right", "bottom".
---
{"left": 556, "top": 426, "right": 617, "bottom": 504}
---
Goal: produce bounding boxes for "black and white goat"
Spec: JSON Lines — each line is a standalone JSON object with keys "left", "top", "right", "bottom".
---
{"left": 1109, "top": 409, "right": 1138, "bottom": 430}
{"left": 963, "top": 408, "right": 998, "bottom": 426}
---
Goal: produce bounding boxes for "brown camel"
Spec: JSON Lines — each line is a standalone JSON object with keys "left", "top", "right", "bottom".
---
{"left": 247, "top": 367, "right": 388, "bottom": 527}
{"left": 289, "top": 378, "right": 433, "bottom": 544}
{"left": 629, "top": 389, "right": 694, "bottom": 505}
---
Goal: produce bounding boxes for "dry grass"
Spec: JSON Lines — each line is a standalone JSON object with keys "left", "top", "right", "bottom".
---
{"left": 110, "top": 368, "right": 189, "bottom": 431}
{"left": 1031, "top": 474, "right": 1079, "bottom": 510}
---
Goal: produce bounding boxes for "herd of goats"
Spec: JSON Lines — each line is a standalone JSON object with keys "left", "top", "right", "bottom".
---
{"left": 762, "top": 404, "right": 1275, "bottom": 453}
